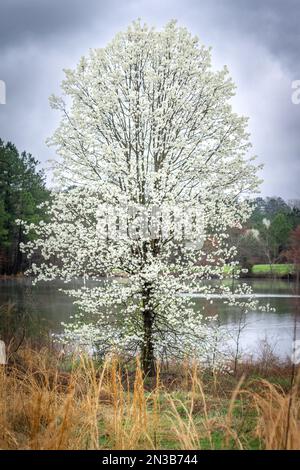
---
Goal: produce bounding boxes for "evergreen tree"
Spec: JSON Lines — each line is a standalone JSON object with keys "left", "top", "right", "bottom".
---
{"left": 0, "top": 139, "right": 49, "bottom": 274}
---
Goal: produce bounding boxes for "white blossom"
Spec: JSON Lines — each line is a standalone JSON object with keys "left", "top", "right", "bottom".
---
{"left": 22, "top": 21, "right": 264, "bottom": 371}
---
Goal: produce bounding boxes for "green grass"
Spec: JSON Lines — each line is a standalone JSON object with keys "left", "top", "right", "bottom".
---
{"left": 113, "top": 264, "right": 295, "bottom": 279}
{"left": 251, "top": 264, "right": 294, "bottom": 276}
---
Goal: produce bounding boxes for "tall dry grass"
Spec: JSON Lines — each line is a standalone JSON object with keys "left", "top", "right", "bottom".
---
{"left": 251, "top": 375, "right": 300, "bottom": 449}
{"left": 0, "top": 347, "right": 299, "bottom": 450}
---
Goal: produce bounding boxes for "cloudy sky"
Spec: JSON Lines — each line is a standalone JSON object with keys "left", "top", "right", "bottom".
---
{"left": 0, "top": 0, "right": 299, "bottom": 198}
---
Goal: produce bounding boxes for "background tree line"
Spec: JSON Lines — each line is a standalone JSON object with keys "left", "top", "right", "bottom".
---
{"left": 0, "top": 139, "right": 49, "bottom": 275}
{"left": 233, "top": 196, "right": 300, "bottom": 273}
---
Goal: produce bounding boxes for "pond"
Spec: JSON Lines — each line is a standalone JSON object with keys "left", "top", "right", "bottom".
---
{"left": 0, "top": 278, "right": 299, "bottom": 360}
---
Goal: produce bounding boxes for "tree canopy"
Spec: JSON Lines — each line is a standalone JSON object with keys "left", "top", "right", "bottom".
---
{"left": 0, "top": 139, "right": 49, "bottom": 274}
{"left": 22, "top": 21, "right": 264, "bottom": 374}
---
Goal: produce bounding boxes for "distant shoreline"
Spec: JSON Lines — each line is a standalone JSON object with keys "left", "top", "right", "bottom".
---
{"left": 0, "top": 264, "right": 297, "bottom": 281}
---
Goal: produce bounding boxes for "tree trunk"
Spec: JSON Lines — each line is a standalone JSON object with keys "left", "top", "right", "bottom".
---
{"left": 141, "top": 281, "right": 155, "bottom": 376}
{"left": 12, "top": 223, "right": 23, "bottom": 274}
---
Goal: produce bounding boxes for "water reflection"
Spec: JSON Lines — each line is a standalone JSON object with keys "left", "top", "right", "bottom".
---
{"left": 0, "top": 278, "right": 299, "bottom": 359}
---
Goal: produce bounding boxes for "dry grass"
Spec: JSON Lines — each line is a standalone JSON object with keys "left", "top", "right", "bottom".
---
{"left": 251, "top": 376, "right": 300, "bottom": 449}
{"left": 0, "top": 347, "right": 299, "bottom": 450}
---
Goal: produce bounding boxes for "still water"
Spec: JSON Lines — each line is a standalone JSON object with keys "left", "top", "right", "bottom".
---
{"left": 0, "top": 278, "right": 299, "bottom": 360}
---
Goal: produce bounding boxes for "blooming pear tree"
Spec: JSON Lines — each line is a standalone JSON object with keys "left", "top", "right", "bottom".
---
{"left": 22, "top": 21, "right": 262, "bottom": 374}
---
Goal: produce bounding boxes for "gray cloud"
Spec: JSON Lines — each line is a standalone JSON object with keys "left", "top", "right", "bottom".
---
{"left": 0, "top": 0, "right": 108, "bottom": 50}
{"left": 0, "top": 0, "right": 299, "bottom": 198}
{"left": 187, "top": 0, "right": 300, "bottom": 74}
